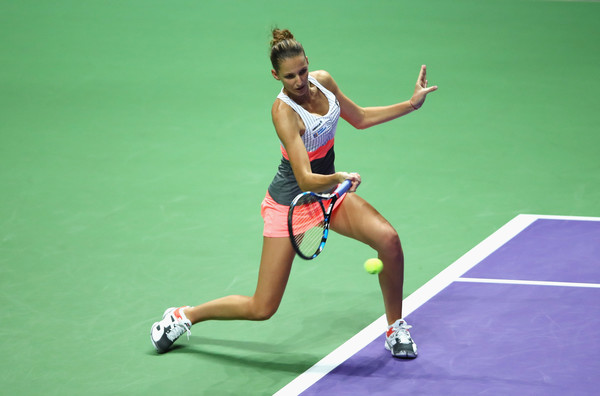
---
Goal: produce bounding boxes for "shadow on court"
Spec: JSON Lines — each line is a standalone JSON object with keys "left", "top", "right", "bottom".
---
{"left": 148, "top": 336, "right": 319, "bottom": 374}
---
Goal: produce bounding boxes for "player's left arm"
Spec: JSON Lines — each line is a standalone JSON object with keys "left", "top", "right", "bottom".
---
{"left": 314, "top": 66, "right": 438, "bottom": 130}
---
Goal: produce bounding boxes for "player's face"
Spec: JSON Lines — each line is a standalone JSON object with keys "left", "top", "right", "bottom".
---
{"left": 271, "top": 55, "right": 309, "bottom": 98}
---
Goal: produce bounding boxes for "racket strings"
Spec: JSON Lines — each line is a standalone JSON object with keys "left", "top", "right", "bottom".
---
{"left": 290, "top": 195, "right": 327, "bottom": 256}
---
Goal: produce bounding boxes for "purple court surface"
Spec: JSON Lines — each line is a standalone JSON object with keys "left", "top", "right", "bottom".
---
{"left": 275, "top": 215, "right": 600, "bottom": 396}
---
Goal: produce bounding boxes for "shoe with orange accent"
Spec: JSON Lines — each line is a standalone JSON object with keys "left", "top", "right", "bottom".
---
{"left": 385, "top": 319, "right": 417, "bottom": 359}
{"left": 151, "top": 306, "right": 192, "bottom": 353}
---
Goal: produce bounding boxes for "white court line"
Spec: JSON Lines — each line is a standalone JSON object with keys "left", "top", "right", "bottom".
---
{"left": 523, "top": 214, "right": 600, "bottom": 221}
{"left": 274, "top": 214, "right": 600, "bottom": 396}
{"left": 457, "top": 277, "right": 600, "bottom": 288}
{"left": 537, "top": 0, "right": 600, "bottom": 3}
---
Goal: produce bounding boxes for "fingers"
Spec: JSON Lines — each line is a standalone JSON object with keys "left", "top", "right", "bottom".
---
{"left": 338, "top": 171, "right": 361, "bottom": 192}
{"left": 415, "top": 65, "right": 438, "bottom": 96}
{"left": 347, "top": 172, "right": 362, "bottom": 192}
{"left": 425, "top": 85, "right": 438, "bottom": 93}
{"left": 417, "top": 65, "right": 426, "bottom": 86}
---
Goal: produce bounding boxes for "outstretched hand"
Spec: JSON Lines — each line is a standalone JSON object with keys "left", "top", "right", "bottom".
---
{"left": 410, "top": 65, "right": 438, "bottom": 110}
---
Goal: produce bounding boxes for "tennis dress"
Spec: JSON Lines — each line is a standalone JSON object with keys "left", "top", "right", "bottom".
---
{"left": 267, "top": 75, "right": 341, "bottom": 206}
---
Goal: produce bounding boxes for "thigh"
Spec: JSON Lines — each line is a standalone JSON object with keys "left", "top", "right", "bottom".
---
{"left": 330, "top": 193, "right": 396, "bottom": 248}
{"left": 253, "top": 236, "right": 297, "bottom": 306}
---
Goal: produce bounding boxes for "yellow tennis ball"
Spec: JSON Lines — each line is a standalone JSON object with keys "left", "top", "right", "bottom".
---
{"left": 364, "top": 258, "right": 383, "bottom": 274}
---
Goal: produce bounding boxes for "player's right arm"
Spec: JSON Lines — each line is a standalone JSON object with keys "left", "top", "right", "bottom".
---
{"left": 271, "top": 100, "right": 359, "bottom": 192}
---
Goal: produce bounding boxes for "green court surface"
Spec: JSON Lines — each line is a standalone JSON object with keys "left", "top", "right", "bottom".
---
{"left": 1, "top": 0, "right": 598, "bottom": 394}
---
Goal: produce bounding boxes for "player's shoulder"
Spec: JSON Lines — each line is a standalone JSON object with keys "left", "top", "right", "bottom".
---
{"left": 310, "top": 70, "right": 337, "bottom": 90}
{"left": 271, "top": 96, "right": 299, "bottom": 127}
{"left": 272, "top": 96, "right": 293, "bottom": 116}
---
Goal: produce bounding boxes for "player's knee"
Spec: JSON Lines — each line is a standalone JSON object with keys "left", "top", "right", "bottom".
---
{"left": 249, "top": 299, "right": 278, "bottom": 321}
{"left": 377, "top": 226, "right": 403, "bottom": 255}
{"left": 252, "top": 306, "right": 277, "bottom": 321}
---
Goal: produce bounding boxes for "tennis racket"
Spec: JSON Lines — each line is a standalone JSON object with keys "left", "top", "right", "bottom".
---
{"left": 288, "top": 179, "right": 352, "bottom": 260}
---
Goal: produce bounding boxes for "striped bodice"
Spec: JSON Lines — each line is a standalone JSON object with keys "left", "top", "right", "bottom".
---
{"left": 276, "top": 75, "right": 341, "bottom": 160}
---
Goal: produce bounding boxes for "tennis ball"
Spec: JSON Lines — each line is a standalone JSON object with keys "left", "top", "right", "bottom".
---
{"left": 364, "top": 258, "right": 383, "bottom": 274}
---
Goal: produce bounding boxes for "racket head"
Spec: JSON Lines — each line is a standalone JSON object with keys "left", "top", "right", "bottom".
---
{"left": 288, "top": 192, "right": 328, "bottom": 260}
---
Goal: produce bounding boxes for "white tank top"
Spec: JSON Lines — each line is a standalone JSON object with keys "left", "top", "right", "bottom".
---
{"left": 276, "top": 75, "right": 341, "bottom": 158}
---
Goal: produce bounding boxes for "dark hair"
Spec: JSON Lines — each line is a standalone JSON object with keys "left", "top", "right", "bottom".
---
{"left": 269, "top": 28, "right": 305, "bottom": 72}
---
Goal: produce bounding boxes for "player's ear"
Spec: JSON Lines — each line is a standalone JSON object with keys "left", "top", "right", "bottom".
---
{"left": 271, "top": 69, "right": 280, "bottom": 81}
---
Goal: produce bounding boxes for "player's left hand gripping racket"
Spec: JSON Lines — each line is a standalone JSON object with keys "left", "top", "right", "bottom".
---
{"left": 288, "top": 179, "right": 352, "bottom": 260}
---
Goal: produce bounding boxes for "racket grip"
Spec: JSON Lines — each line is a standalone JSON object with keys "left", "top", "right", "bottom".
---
{"left": 334, "top": 179, "right": 353, "bottom": 197}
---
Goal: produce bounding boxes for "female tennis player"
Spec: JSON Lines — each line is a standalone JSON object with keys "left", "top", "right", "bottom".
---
{"left": 151, "top": 28, "right": 438, "bottom": 359}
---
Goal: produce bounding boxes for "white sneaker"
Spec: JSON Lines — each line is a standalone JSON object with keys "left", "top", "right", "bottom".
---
{"left": 151, "top": 306, "right": 192, "bottom": 353}
{"left": 385, "top": 319, "right": 418, "bottom": 359}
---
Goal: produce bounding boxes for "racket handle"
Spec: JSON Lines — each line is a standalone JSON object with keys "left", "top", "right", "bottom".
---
{"left": 334, "top": 179, "right": 353, "bottom": 197}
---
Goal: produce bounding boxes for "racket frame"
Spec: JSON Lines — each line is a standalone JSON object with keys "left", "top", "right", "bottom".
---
{"left": 288, "top": 179, "right": 352, "bottom": 260}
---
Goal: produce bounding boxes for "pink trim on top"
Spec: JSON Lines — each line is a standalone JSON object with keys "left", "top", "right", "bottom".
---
{"left": 281, "top": 137, "right": 334, "bottom": 161}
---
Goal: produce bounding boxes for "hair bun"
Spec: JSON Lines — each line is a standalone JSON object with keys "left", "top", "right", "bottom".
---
{"left": 270, "top": 28, "right": 294, "bottom": 47}
{"left": 269, "top": 28, "right": 304, "bottom": 71}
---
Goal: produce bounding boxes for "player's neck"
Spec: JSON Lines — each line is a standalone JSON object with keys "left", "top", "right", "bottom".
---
{"left": 284, "top": 83, "right": 316, "bottom": 105}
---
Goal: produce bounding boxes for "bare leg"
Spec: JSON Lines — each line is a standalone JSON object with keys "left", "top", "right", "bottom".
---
{"left": 330, "top": 194, "right": 405, "bottom": 325}
{"left": 184, "top": 237, "right": 296, "bottom": 324}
